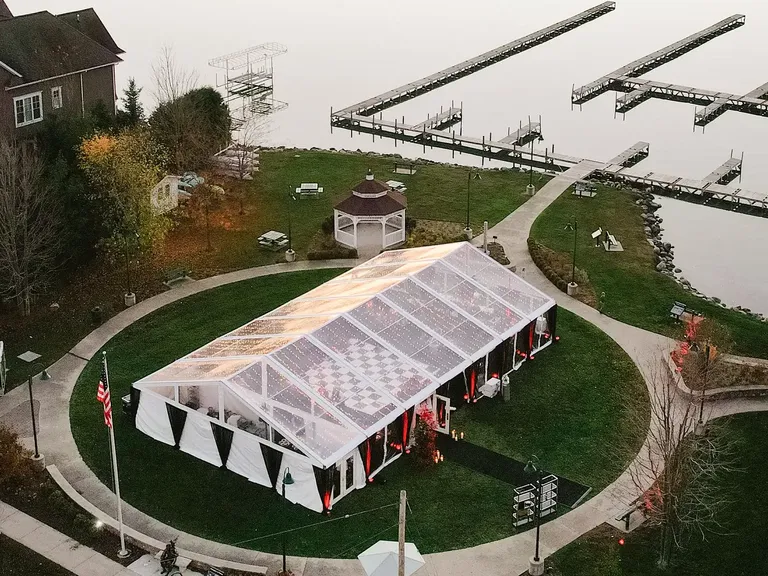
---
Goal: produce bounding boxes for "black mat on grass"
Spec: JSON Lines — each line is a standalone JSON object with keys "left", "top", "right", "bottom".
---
{"left": 436, "top": 435, "right": 591, "bottom": 508}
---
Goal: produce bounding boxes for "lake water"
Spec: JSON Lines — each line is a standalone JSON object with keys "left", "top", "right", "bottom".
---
{"left": 17, "top": 0, "right": 768, "bottom": 311}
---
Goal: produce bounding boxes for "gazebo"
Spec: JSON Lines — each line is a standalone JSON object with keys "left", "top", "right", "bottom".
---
{"left": 334, "top": 170, "right": 407, "bottom": 252}
{"left": 131, "top": 242, "right": 558, "bottom": 513}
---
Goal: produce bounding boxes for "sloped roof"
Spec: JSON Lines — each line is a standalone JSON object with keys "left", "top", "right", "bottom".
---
{"left": 335, "top": 190, "right": 406, "bottom": 216}
{"left": 353, "top": 177, "right": 390, "bottom": 196}
{"left": 0, "top": 1, "right": 12, "bottom": 20}
{"left": 58, "top": 8, "right": 124, "bottom": 55}
{"left": 0, "top": 10, "right": 121, "bottom": 87}
{"left": 134, "top": 242, "right": 555, "bottom": 468}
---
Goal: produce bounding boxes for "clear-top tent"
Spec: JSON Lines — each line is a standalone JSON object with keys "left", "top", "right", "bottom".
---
{"left": 132, "top": 242, "right": 556, "bottom": 510}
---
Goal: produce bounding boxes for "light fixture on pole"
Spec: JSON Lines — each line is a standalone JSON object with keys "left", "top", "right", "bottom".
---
{"left": 465, "top": 171, "right": 481, "bottom": 239}
{"left": 16, "top": 352, "right": 48, "bottom": 468}
{"left": 281, "top": 468, "right": 295, "bottom": 575}
{"left": 524, "top": 456, "right": 544, "bottom": 576}
{"left": 286, "top": 187, "right": 296, "bottom": 262}
{"left": 564, "top": 217, "right": 579, "bottom": 296}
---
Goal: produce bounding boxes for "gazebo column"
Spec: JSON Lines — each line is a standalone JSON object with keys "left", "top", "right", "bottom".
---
{"left": 353, "top": 217, "right": 359, "bottom": 248}
{"left": 381, "top": 218, "right": 386, "bottom": 248}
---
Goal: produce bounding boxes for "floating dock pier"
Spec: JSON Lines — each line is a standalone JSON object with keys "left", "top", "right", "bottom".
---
{"left": 607, "top": 141, "right": 650, "bottom": 167}
{"left": 572, "top": 14, "right": 745, "bottom": 105}
{"left": 334, "top": 2, "right": 615, "bottom": 120}
{"left": 694, "top": 81, "right": 768, "bottom": 127}
{"left": 499, "top": 120, "right": 543, "bottom": 147}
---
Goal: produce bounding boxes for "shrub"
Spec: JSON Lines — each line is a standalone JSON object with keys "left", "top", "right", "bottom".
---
{"left": 320, "top": 216, "right": 335, "bottom": 236}
{"left": 0, "top": 425, "right": 40, "bottom": 499}
{"left": 307, "top": 247, "right": 358, "bottom": 260}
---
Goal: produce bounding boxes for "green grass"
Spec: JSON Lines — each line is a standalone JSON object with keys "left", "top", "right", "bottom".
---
{"left": 251, "top": 150, "right": 546, "bottom": 257}
{"left": 452, "top": 309, "right": 648, "bottom": 493}
{"left": 0, "top": 535, "right": 74, "bottom": 576}
{"left": 547, "top": 411, "right": 768, "bottom": 576}
{"left": 70, "top": 272, "right": 647, "bottom": 557}
{"left": 530, "top": 184, "right": 768, "bottom": 358}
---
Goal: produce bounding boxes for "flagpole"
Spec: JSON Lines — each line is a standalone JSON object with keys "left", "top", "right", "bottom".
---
{"left": 103, "top": 352, "right": 129, "bottom": 559}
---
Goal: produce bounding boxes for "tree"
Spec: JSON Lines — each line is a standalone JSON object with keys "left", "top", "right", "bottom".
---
{"left": 624, "top": 339, "right": 738, "bottom": 570}
{"left": 79, "top": 128, "right": 171, "bottom": 256}
{"left": 118, "top": 77, "right": 145, "bottom": 128}
{"left": 0, "top": 139, "right": 61, "bottom": 316}
{"left": 149, "top": 47, "right": 230, "bottom": 172}
{"left": 189, "top": 183, "right": 222, "bottom": 251}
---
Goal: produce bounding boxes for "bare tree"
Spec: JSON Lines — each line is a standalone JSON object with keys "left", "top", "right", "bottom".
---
{"left": 189, "top": 183, "right": 221, "bottom": 252}
{"left": 152, "top": 45, "right": 198, "bottom": 105}
{"left": 0, "top": 139, "right": 60, "bottom": 316}
{"left": 624, "top": 352, "right": 738, "bottom": 570}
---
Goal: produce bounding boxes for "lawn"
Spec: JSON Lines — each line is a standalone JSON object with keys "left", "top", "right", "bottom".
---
{"left": 530, "top": 184, "right": 768, "bottom": 359}
{"left": 546, "top": 411, "right": 768, "bottom": 576}
{"left": 70, "top": 271, "right": 647, "bottom": 557}
{"left": 0, "top": 535, "right": 74, "bottom": 576}
{"left": 2, "top": 149, "right": 541, "bottom": 392}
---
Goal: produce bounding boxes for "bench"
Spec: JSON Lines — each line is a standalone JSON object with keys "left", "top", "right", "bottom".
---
{"left": 164, "top": 267, "right": 191, "bottom": 286}
{"left": 296, "top": 183, "right": 323, "bottom": 199}
{"left": 602, "top": 231, "right": 624, "bottom": 252}
{"left": 670, "top": 301, "right": 686, "bottom": 319}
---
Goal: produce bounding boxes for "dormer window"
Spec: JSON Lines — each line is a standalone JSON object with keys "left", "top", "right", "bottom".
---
{"left": 13, "top": 92, "right": 43, "bottom": 127}
{"left": 51, "top": 86, "right": 63, "bottom": 109}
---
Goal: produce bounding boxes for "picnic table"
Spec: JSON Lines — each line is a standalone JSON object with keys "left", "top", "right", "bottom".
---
{"left": 258, "top": 230, "right": 289, "bottom": 251}
{"left": 386, "top": 180, "right": 407, "bottom": 193}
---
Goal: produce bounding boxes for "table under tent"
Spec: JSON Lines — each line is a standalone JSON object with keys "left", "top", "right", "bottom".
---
{"left": 130, "top": 242, "right": 558, "bottom": 513}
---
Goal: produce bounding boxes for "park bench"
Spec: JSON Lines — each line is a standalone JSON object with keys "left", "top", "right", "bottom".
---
{"left": 615, "top": 499, "right": 646, "bottom": 531}
{"left": 295, "top": 183, "right": 323, "bottom": 199}
{"left": 164, "top": 267, "right": 191, "bottom": 287}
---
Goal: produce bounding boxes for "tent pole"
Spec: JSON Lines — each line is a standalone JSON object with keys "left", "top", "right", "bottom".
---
{"left": 398, "top": 490, "right": 407, "bottom": 576}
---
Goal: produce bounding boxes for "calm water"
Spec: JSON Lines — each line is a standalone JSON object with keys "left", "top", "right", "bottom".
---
{"left": 17, "top": 0, "right": 768, "bottom": 309}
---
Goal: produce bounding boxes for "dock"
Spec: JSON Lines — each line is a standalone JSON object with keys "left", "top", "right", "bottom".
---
{"left": 611, "top": 77, "right": 768, "bottom": 121}
{"left": 607, "top": 142, "right": 650, "bottom": 167}
{"left": 499, "top": 121, "right": 543, "bottom": 147}
{"left": 694, "top": 81, "right": 768, "bottom": 127}
{"left": 412, "top": 107, "right": 463, "bottom": 131}
{"left": 572, "top": 14, "right": 745, "bottom": 105}
{"left": 334, "top": 2, "right": 615, "bottom": 119}
{"left": 702, "top": 156, "right": 742, "bottom": 185}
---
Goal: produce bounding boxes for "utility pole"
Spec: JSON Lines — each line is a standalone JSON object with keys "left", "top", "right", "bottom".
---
{"left": 398, "top": 490, "right": 407, "bottom": 576}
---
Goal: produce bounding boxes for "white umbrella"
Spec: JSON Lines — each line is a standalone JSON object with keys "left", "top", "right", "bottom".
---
{"left": 358, "top": 540, "right": 425, "bottom": 576}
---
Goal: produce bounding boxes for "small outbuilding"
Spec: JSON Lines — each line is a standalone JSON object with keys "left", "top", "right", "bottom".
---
{"left": 334, "top": 170, "right": 407, "bottom": 253}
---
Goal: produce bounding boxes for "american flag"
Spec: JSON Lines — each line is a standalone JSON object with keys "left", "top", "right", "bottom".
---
{"left": 97, "top": 360, "right": 113, "bottom": 428}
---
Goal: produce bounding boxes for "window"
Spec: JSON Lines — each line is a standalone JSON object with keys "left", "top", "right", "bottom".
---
{"left": 13, "top": 92, "right": 43, "bottom": 127}
{"left": 51, "top": 87, "right": 62, "bottom": 110}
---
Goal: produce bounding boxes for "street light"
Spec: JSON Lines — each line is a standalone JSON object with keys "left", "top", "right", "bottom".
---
{"left": 564, "top": 217, "right": 578, "bottom": 294}
{"left": 16, "top": 354, "right": 50, "bottom": 463}
{"left": 524, "top": 456, "right": 544, "bottom": 574}
{"left": 281, "top": 468, "right": 295, "bottom": 575}
{"left": 466, "top": 171, "right": 481, "bottom": 237}
{"left": 286, "top": 187, "right": 296, "bottom": 262}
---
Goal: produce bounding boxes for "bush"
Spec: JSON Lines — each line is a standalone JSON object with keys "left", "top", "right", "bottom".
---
{"left": 307, "top": 247, "right": 358, "bottom": 260}
{"left": 0, "top": 425, "right": 41, "bottom": 499}
{"left": 320, "top": 216, "right": 335, "bottom": 236}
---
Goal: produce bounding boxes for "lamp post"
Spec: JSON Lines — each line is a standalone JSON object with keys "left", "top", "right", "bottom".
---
{"left": 123, "top": 232, "right": 138, "bottom": 307}
{"left": 286, "top": 187, "right": 296, "bottom": 262}
{"left": 524, "top": 457, "right": 544, "bottom": 576}
{"left": 564, "top": 217, "right": 578, "bottom": 296}
{"left": 16, "top": 355, "right": 50, "bottom": 467}
{"left": 465, "top": 171, "right": 481, "bottom": 239}
{"left": 281, "top": 468, "right": 294, "bottom": 575}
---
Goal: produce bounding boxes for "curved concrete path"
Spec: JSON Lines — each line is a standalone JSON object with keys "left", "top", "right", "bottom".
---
{"left": 2, "top": 168, "right": 767, "bottom": 576}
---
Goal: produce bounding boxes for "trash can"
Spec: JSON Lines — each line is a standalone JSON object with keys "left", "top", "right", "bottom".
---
{"left": 90, "top": 306, "right": 102, "bottom": 324}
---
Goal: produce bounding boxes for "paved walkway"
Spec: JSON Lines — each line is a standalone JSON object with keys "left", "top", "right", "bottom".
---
{"left": 1, "top": 173, "right": 767, "bottom": 576}
{"left": 0, "top": 500, "right": 138, "bottom": 576}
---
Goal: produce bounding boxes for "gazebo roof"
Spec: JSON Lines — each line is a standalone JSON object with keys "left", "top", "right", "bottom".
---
{"left": 335, "top": 170, "right": 407, "bottom": 216}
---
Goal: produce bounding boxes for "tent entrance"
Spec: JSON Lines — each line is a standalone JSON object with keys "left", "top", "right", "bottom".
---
{"left": 333, "top": 453, "right": 357, "bottom": 503}
{"left": 435, "top": 395, "right": 451, "bottom": 434}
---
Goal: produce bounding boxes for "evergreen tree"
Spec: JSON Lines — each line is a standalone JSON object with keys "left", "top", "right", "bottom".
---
{"left": 118, "top": 78, "right": 145, "bottom": 127}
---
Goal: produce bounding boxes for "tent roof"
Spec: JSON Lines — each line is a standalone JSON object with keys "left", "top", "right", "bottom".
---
{"left": 134, "top": 242, "right": 555, "bottom": 468}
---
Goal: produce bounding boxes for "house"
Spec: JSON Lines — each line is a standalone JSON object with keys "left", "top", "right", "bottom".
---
{"left": 0, "top": 1, "right": 123, "bottom": 138}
